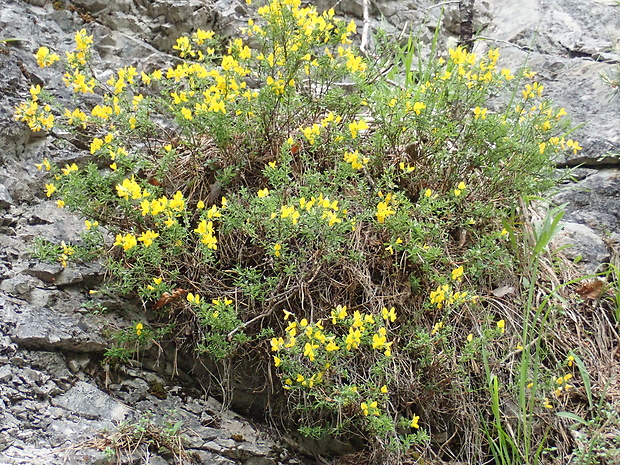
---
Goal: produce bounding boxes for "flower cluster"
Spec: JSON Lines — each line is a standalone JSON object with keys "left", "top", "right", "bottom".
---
{"left": 194, "top": 219, "right": 218, "bottom": 250}
{"left": 271, "top": 305, "right": 397, "bottom": 390}
{"left": 116, "top": 177, "right": 151, "bottom": 201}
{"left": 376, "top": 192, "right": 397, "bottom": 224}
{"left": 58, "top": 241, "right": 75, "bottom": 267}
{"left": 429, "top": 284, "right": 474, "bottom": 309}
{"left": 267, "top": 193, "right": 346, "bottom": 230}
{"left": 429, "top": 267, "right": 477, "bottom": 310}
{"left": 14, "top": 85, "right": 55, "bottom": 132}
{"left": 554, "top": 373, "right": 573, "bottom": 397}
{"left": 343, "top": 150, "right": 369, "bottom": 170}
{"left": 35, "top": 46, "right": 60, "bottom": 68}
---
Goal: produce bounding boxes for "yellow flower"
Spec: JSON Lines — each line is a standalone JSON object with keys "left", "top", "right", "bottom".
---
{"left": 138, "top": 230, "right": 159, "bottom": 247}
{"left": 466, "top": 333, "right": 473, "bottom": 342}
{"left": 206, "top": 204, "right": 220, "bottom": 219}
{"left": 56, "top": 199, "right": 65, "bottom": 208}
{"left": 348, "top": 119, "right": 368, "bottom": 139}
{"left": 45, "top": 183, "right": 56, "bottom": 197}
{"left": 500, "top": 68, "right": 514, "bottom": 80}
{"left": 361, "top": 401, "right": 379, "bottom": 416}
{"left": 153, "top": 277, "right": 163, "bottom": 285}
{"left": 187, "top": 292, "right": 201, "bottom": 305}
{"left": 399, "top": 162, "right": 415, "bottom": 173}
{"left": 285, "top": 321, "right": 297, "bottom": 337}
{"left": 181, "top": 107, "right": 193, "bottom": 120}
{"left": 35, "top": 158, "right": 51, "bottom": 171}
{"left": 566, "top": 139, "right": 582, "bottom": 155}
{"left": 85, "top": 220, "right": 99, "bottom": 230}
{"left": 116, "top": 177, "right": 148, "bottom": 200}
{"left": 453, "top": 181, "right": 466, "bottom": 196}
{"left": 273, "top": 356, "right": 282, "bottom": 367}
{"left": 303, "top": 342, "right": 319, "bottom": 361}
{"left": 135, "top": 322, "right": 143, "bottom": 336}
{"left": 473, "top": 106, "right": 488, "bottom": 120}
{"left": 344, "top": 150, "right": 368, "bottom": 170}
{"left": 376, "top": 198, "right": 396, "bottom": 223}
{"left": 331, "top": 304, "right": 347, "bottom": 323}
{"left": 412, "top": 101, "right": 426, "bottom": 115}
{"left": 270, "top": 337, "right": 284, "bottom": 352}
{"left": 325, "top": 340, "right": 340, "bottom": 352}
{"left": 35, "top": 46, "right": 60, "bottom": 68}
{"left": 169, "top": 191, "right": 185, "bottom": 211}
{"left": 410, "top": 414, "right": 420, "bottom": 429}
{"left": 372, "top": 333, "right": 387, "bottom": 349}
{"left": 567, "top": 355, "right": 574, "bottom": 367}
{"left": 431, "top": 321, "right": 444, "bottom": 335}
{"left": 114, "top": 233, "right": 138, "bottom": 251}
{"left": 61, "top": 163, "right": 79, "bottom": 175}
{"left": 451, "top": 265, "right": 464, "bottom": 281}
{"left": 497, "top": 319, "right": 505, "bottom": 333}
{"left": 345, "top": 328, "right": 362, "bottom": 350}
{"left": 91, "top": 105, "right": 113, "bottom": 120}
{"left": 381, "top": 306, "right": 397, "bottom": 322}
{"left": 380, "top": 385, "right": 388, "bottom": 394}
{"left": 280, "top": 205, "right": 300, "bottom": 224}
{"left": 301, "top": 124, "right": 321, "bottom": 145}
{"left": 90, "top": 137, "right": 103, "bottom": 154}
{"left": 74, "top": 29, "right": 93, "bottom": 52}
{"left": 258, "top": 188, "right": 269, "bottom": 198}
{"left": 274, "top": 243, "right": 282, "bottom": 257}
{"left": 424, "top": 188, "right": 432, "bottom": 198}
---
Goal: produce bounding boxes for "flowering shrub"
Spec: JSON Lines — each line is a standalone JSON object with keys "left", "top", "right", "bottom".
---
{"left": 17, "top": 0, "right": 583, "bottom": 461}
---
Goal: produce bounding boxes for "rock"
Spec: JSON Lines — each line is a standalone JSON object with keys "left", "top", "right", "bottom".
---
{"left": 0, "top": 183, "right": 14, "bottom": 209}
{"left": 22, "top": 262, "right": 63, "bottom": 283}
{"left": 552, "top": 222, "right": 610, "bottom": 274}
{"left": 17, "top": 202, "right": 86, "bottom": 245}
{"left": 0, "top": 274, "right": 41, "bottom": 299}
{"left": 52, "top": 381, "right": 129, "bottom": 421}
{"left": 66, "top": 354, "right": 91, "bottom": 374}
{"left": 443, "top": 1, "right": 493, "bottom": 37}
{"left": 0, "top": 364, "right": 12, "bottom": 382}
{"left": 54, "top": 262, "right": 104, "bottom": 287}
{"left": 553, "top": 169, "right": 620, "bottom": 237}
{"left": 1, "top": 295, "right": 108, "bottom": 352}
{"left": 17, "top": 350, "right": 73, "bottom": 380}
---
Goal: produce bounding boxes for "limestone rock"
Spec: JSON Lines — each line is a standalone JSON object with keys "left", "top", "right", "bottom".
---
{"left": 52, "top": 381, "right": 130, "bottom": 421}
{"left": 552, "top": 222, "right": 610, "bottom": 274}
{"left": 553, "top": 169, "right": 620, "bottom": 236}
{"left": 1, "top": 295, "right": 109, "bottom": 352}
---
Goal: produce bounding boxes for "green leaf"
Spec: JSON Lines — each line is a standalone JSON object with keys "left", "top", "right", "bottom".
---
{"left": 556, "top": 411, "right": 588, "bottom": 426}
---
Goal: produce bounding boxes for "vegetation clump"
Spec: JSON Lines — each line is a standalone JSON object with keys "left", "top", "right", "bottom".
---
{"left": 17, "top": 0, "right": 620, "bottom": 463}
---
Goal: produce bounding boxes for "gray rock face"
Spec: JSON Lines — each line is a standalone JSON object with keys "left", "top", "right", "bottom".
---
{"left": 1, "top": 295, "right": 108, "bottom": 352}
{"left": 390, "top": 0, "right": 620, "bottom": 271}
{"left": 554, "top": 170, "right": 620, "bottom": 235}
{"left": 552, "top": 222, "right": 611, "bottom": 274}
{"left": 52, "top": 381, "right": 130, "bottom": 420}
